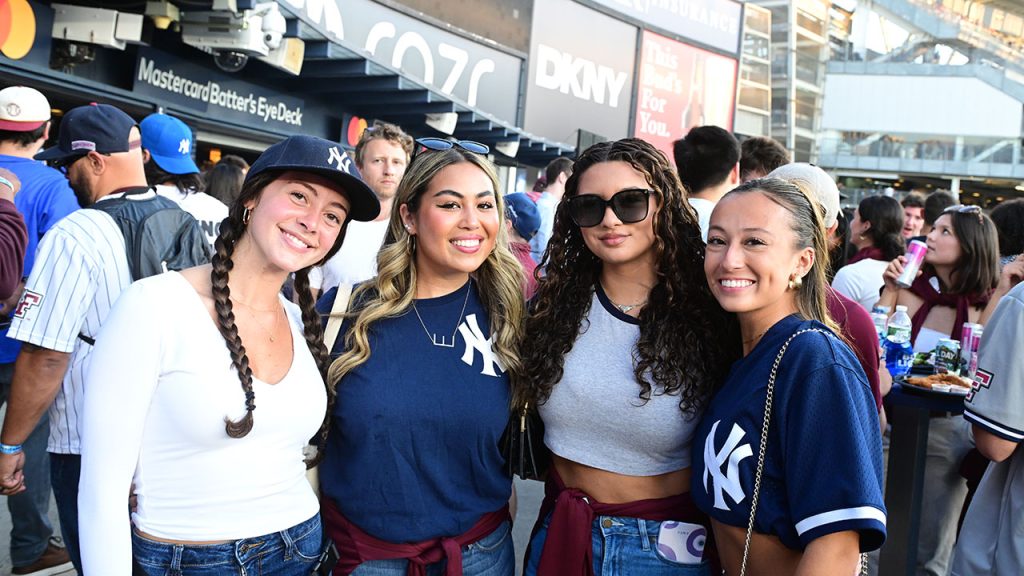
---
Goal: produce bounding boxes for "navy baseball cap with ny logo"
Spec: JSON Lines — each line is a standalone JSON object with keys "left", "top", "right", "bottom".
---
{"left": 247, "top": 135, "right": 380, "bottom": 222}
{"left": 35, "top": 103, "right": 139, "bottom": 165}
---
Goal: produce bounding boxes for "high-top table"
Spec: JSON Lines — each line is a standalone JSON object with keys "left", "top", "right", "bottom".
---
{"left": 878, "top": 382, "right": 966, "bottom": 576}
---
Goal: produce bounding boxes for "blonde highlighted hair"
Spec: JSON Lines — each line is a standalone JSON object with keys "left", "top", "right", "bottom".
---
{"left": 327, "top": 148, "right": 525, "bottom": 391}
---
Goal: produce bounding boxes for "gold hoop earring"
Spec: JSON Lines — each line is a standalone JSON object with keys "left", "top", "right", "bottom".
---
{"left": 242, "top": 207, "right": 251, "bottom": 225}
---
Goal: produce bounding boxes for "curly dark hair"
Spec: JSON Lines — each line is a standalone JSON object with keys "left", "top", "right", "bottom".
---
{"left": 517, "top": 138, "right": 739, "bottom": 414}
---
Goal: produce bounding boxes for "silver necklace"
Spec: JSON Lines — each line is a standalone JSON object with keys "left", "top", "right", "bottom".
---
{"left": 412, "top": 280, "right": 471, "bottom": 348}
{"left": 604, "top": 290, "right": 647, "bottom": 314}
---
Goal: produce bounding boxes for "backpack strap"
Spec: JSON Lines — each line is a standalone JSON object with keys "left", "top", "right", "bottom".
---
{"left": 324, "top": 283, "right": 353, "bottom": 352}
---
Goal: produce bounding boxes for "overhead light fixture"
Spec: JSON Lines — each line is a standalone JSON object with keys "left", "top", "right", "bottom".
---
{"left": 425, "top": 112, "right": 458, "bottom": 135}
{"left": 495, "top": 140, "right": 519, "bottom": 157}
{"left": 145, "top": 1, "right": 180, "bottom": 31}
{"left": 51, "top": 3, "right": 144, "bottom": 50}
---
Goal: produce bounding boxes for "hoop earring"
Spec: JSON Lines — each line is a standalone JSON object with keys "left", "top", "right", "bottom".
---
{"left": 788, "top": 275, "right": 803, "bottom": 291}
{"left": 242, "top": 207, "right": 252, "bottom": 225}
{"left": 408, "top": 235, "right": 416, "bottom": 254}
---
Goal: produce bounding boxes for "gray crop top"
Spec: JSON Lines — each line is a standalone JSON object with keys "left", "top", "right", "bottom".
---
{"left": 538, "top": 286, "right": 701, "bottom": 476}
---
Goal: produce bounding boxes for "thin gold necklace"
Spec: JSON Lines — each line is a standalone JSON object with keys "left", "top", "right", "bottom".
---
{"left": 231, "top": 296, "right": 282, "bottom": 342}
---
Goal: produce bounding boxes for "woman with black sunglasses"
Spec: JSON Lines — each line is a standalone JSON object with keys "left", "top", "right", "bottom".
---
{"left": 877, "top": 204, "right": 1000, "bottom": 575}
{"left": 517, "top": 139, "right": 737, "bottom": 576}
{"left": 315, "top": 138, "right": 524, "bottom": 575}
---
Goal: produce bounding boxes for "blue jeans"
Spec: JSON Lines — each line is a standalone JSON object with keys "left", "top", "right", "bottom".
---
{"left": 49, "top": 453, "right": 82, "bottom": 573}
{"left": 132, "top": 514, "right": 324, "bottom": 575}
{"left": 524, "top": 512, "right": 710, "bottom": 576}
{"left": 351, "top": 520, "right": 513, "bottom": 576}
{"left": 0, "top": 361, "right": 55, "bottom": 568}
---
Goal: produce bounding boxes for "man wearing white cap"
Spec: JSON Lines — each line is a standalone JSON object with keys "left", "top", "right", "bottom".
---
{"left": 0, "top": 85, "right": 76, "bottom": 575}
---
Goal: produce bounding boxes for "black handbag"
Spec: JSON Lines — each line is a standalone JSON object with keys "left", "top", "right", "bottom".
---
{"left": 500, "top": 401, "right": 550, "bottom": 481}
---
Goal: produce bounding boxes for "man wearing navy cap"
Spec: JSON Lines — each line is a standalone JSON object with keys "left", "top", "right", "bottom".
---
{"left": 0, "top": 103, "right": 160, "bottom": 573}
{"left": 141, "top": 112, "right": 229, "bottom": 249}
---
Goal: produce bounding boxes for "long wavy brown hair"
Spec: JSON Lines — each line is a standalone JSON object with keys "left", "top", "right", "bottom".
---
{"left": 517, "top": 138, "right": 739, "bottom": 414}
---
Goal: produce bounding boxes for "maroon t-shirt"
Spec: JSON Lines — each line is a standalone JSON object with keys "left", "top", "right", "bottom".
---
{"left": 827, "top": 287, "right": 883, "bottom": 410}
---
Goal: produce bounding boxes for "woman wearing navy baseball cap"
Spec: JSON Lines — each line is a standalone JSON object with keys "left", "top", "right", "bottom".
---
{"left": 78, "top": 135, "right": 379, "bottom": 576}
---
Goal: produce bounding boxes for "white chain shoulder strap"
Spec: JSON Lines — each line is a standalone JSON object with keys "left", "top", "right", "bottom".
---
{"left": 738, "top": 328, "right": 867, "bottom": 576}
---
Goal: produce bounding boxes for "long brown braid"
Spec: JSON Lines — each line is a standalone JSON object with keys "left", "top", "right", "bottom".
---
{"left": 211, "top": 215, "right": 256, "bottom": 438}
{"left": 212, "top": 170, "right": 350, "bottom": 440}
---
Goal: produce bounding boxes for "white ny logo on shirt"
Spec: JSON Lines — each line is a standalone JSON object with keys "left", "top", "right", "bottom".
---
{"left": 458, "top": 314, "right": 505, "bottom": 377}
{"left": 703, "top": 420, "right": 754, "bottom": 511}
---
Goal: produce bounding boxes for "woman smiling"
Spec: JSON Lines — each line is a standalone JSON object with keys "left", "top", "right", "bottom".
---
{"left": 693, "top": 178, "right": 885, "bottom": 576}
{"left": 317, "top": 139, "right": 524, "bottom": 575}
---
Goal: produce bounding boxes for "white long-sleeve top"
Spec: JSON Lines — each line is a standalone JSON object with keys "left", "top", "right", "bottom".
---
{"left": 78, "top": 272, "right": 325, "bottom": 576}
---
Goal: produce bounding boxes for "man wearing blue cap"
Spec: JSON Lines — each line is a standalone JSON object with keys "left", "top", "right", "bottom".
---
{"left": 0, "top": 102, "right": 158, "bottom": 573}
{"left": 142, "top": 113, "right": 229, "bottom": 249}
{"left": 504, "top": 192, "right": 540, "bottom": 299}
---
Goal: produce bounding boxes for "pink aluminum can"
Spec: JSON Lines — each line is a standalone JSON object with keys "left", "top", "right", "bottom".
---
{"left": 960, "top": 322, "right": 977, "bottom": 367}
{"left": 897, "top": 240, "right": 928, "bottom": 288}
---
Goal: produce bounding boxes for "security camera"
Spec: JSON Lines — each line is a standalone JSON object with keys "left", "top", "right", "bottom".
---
{"left": 213, "top": 50, "right": 249, "bottom": 72}
{"left": 181, "top": 2, "right": 287, "bottom": 64}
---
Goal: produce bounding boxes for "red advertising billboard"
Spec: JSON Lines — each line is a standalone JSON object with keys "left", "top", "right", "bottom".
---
{"left": 634, "top": 31, "right": 738, "bottom": 158}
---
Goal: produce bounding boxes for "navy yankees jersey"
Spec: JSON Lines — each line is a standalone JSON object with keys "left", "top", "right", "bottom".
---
{"left": 692, "top": 315, "right": 887, "bottom": 551}
{"left": 316, "top": 280, "right": 512, "bottom": 542}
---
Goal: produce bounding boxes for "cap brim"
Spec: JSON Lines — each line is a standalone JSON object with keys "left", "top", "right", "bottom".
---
{"left": 33, "top": 146, "right": 79, "bottom": 163}
{"left": 255, "top": 166, "right": 381, "bottom": 222}
{"left": 0, "top": 119, "right": 46, "bottom": 132}
{"left": 151, "top": 152, "right": 199, "bottom": 175}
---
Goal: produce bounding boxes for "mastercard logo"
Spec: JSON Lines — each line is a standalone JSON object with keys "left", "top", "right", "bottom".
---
{"left": 0, "top": 0, "right": 36, "bottom": 60}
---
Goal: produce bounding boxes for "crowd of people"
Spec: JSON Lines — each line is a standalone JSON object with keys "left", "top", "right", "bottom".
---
{"left": 0, "top": 82, "right": 1020, "bottom": 576}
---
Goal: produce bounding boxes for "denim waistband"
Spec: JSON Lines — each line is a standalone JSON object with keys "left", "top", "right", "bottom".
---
{"left": 132, "top": 513, "right": 321, "bottom": 567}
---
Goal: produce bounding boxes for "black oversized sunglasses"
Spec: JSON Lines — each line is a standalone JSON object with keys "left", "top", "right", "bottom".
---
{"left": 414, "top": 137, "right": 489, "bottom": 158}
{"left": 567, "top": 188, "right": 654, "bottom": 228}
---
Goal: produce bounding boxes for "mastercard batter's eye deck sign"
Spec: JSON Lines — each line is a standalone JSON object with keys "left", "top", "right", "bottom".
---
{"left": 0, "top": 0, "right": 36, "bottom": 60}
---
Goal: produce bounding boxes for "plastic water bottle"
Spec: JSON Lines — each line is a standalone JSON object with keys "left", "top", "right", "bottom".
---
{"left": 884, "top": 305, "right": 913, "bottom": 379}
{"left": 870, "top": 305, "right": 890, "bottom": 342}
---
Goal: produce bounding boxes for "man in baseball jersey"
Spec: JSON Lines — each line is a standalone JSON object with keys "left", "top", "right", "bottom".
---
{"left": 950, "top": 270, "right": 1024, "bottom": 575}
{"left": 0, "top": 103, "right": 147, "bottom": 573}
{"left": 0, "top": 85, "right": 76, "bottom": 575}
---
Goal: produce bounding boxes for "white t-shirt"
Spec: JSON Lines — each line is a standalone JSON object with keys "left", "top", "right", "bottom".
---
{"left": 78, "top": 272, "right": 325, "bottom": 576}
{"left": 832, "top": 259, "right": 889, "bottom": 312}
{"left": 689, "top": 197, "right": 715, "bottom": 243}
{"left": 155, "top": 184, "right": 229, "bottom": 250}
{"left": 8, "top": 194, "right": 135, "bottom": 454}
{"left": 309, "top": 218, "right": 389, "bottom": 291}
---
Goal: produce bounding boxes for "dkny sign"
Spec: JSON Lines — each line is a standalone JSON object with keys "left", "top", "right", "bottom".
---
{"left": 524, "top": 0, "right": 637, "bottom": 143}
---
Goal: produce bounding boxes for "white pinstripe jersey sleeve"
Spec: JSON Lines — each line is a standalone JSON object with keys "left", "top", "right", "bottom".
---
{"left": 7, "top": 208, "right": 131, "bottom": 454}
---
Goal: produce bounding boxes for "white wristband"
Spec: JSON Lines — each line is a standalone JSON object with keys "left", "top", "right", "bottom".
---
{"left": 0, "top": 176, "right": 13, "bottom": 192}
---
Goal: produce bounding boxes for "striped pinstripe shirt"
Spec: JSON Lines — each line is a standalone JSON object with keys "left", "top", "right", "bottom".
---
{"left": 8, "top": 196, "right": 133, "bottom": 454}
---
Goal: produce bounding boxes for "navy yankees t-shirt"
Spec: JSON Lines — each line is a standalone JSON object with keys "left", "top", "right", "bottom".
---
{"left": 692, "top": 315, "right": 886, "bottom": 551}
{"left": 317, "top": 281, "right": 511, "bottom": 542}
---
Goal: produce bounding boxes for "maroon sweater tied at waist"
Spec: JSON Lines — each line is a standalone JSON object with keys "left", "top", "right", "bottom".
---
{"left": 321, "top": 496, "right": 509, "bottom": 576}
{"left": 533, "top": 467, "right": 717, "bottom": 576}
